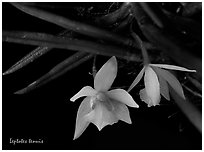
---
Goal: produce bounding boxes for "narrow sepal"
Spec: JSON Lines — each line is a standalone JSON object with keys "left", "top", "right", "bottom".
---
{"left": 156, "top": 72, "right": 170, "bottom": 101}
{"left": 154, "top": 67, "right": 185, "bottom": 100}
{"left": 128, "top": 67, "right": 145, "bottom": 92}
{"left": 73, "top": 97, "right": 92, "bottom": 140}
{"left": 70, "top": 86, "right": 96, "bottom": 102}
{"left": 94, "top": 56, "right": 117, "bottom": 92}
{"left": 150, "top": 64, "right": 196, "bottom": 72}
{"left": 108, "top": 89, "right": 139, "bottom": 108}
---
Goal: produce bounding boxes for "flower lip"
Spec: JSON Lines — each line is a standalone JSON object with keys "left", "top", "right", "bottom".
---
{"left": 93, "top": 92, "right": 114, "bottom": 111}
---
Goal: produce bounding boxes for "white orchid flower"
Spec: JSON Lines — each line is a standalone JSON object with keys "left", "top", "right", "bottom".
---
{"left": 128, "top": 64, "right": 196, "bottom": 107}
{"left": 128, "top": 33, "right": 196, "bottom": 107}
{"left": 70, "top": 56, "right": 139, "bottom": 140}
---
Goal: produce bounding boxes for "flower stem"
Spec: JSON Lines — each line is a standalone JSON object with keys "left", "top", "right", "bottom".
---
{"left": 131, "top": 32, "right": 150, "bottom": 65}
{"left": 92, "top": 55, "right": 97, "bottom": 79}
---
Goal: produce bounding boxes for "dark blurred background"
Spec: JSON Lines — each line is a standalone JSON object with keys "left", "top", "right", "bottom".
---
{"left": 2, "top": 2, "right": 201, "bottom": 150}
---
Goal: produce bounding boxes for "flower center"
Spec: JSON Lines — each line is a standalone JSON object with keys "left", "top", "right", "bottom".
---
{"left": 96, "top": 92, "right": 107, "bottom": 101}
{"left": 90, "top": 92, "right": 114, "bottom": 111}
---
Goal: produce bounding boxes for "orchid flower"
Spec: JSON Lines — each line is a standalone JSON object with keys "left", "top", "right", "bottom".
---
{"left": 70, "top": 56, "right": 139, "bottom": 140}
{"left": 128, "top": 34, "right": 196, "bottom": 107}
{"left": 128, "top": 63, "right": 196, "bottom": 107}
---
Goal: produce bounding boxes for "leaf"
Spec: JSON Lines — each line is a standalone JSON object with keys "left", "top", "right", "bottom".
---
{"left": 70, "top": 86, "right": 97, "bottom": 102}
{"left": 128, "top": 67, "right": 145, "bottom": 92}
{"left": 154, "top": 67, "right": 185, "bottom": 100}
{"left": 107, "top": 89, "right": 139, "bottom": 108}
{"left": 3, "top": 30, "right": 140, "bottom": 62}
{"left": 11, "top": 3, "right": 134, "bottom": 47}
{"left": 94, "top": 56, "right": 117, "bottom": 92}
{"left": 3, "top": 46, "right": 51, "bottom": 75}
{"left": 169, "top": 85, "right": 202, "bottom": 133}
{"left": 150, "top": 64, "right": 196, "bottom": 72}
{"left": 15, "top": 53, "right": 93, "bottom": 94}
{"left": 143, "top": 66, "right": 160, "bottom": 106}
{"left": 74, "top": 97, "right": 92, "bottom": 140}
{"left": 3, "top": 30, "right": 72, "bottom": 75}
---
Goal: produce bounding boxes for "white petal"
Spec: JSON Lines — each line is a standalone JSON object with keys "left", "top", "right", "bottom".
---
{"left": 143, "top": 66, "right": 160, "bottom": 106}
{"left": 94, "top": 56, "right": 117, "bottom": 92}
{"left": 156, "top": 72, "right": 170, "bottom": 101}
{"left": 150, "top": 64, "right": 196, "bottom": 72}
{"left": 153, "top": 67, "right": 185, "bottom": 100}
{"left": 107, "top": 89, "right": 139, "bottom": 108}
{"left": 70, "top": 86, "right": 97, "bottom": 102}
{"left": 128, "top": 67, "right": 145, "bottom": 92}
{"left": 111, "top": 100, "right": 132, "bottom": 124}
{"left": 73, "top": 97, "right": 92, "bottom": 140}
{"left": 85, "top": 102, "right": 118, "bottom": 131}
{"left": 140, "top": 88, "right": 154, "bottom": 107}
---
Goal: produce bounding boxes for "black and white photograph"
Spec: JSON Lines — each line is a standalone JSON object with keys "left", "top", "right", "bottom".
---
{"left": 2, "top": 2, "right": 202, "bottom": 150}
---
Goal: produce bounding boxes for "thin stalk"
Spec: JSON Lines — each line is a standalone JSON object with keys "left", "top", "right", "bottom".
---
{"left": 92, "top": 55, "right": 97, "bottom": 79}
{"left": 131, "top": 32, "right": 149, "bottom": 65}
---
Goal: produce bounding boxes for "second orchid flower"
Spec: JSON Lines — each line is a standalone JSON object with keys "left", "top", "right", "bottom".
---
{"left": 128, "top": 33, "right": 196, "bottom": 107}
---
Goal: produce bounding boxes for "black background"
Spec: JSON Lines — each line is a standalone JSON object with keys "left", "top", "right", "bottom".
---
{"left": 2, "top": 2, "right": 201, "bottom": 150}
